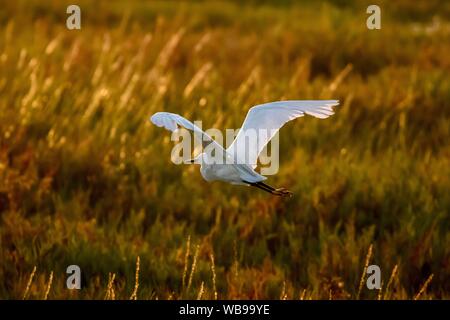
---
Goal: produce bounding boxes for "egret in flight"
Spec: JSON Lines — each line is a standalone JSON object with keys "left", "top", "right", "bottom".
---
{"left": 150, "top": 100, "right": 339, "bottom": 197}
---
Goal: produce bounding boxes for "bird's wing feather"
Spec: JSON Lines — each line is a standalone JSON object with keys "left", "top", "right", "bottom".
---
{"left": 150, "top": 112, "right": 218, "bottom": 149}
{"left": 150, "top": 111, "right": 265, "bottom": 183}
{"left": 227, "top": 100, "right": 339, "bottom": 168}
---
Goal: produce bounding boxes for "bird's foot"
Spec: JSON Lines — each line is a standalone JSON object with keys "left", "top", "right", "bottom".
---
{"left": 274, "top": 187, "right": 293, "bottom": 197}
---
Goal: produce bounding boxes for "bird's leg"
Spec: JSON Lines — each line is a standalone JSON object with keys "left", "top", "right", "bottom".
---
{"left": 256, "top": 182, "right": 276, "bottom": 191}
{"left": 249, "top": 182, "right": 278, "bottom": 195}
{"left": 257, "top": 182, "right": 293, "bottom": 197}
{"left": 243, "top": 180, "right": 293, "bottom": 197}
{"left": 242, "top": 181, "right": 292, "bottom": 197}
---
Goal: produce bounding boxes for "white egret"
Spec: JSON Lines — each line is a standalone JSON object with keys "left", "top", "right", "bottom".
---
{"left": 150, "top": 100, "right": 339, "bottom": 196}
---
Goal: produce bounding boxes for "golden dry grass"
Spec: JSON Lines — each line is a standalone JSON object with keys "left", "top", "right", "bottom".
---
{"left": 0, "top": 0, "right": 449, "bottom": 299}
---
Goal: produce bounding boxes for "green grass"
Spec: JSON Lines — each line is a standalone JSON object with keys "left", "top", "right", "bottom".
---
{"left": 0, "top": 0, "right": 449, "bottom": 299}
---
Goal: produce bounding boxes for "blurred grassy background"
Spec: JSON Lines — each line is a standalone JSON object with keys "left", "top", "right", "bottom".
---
{"left": 0, "top": 0, "right": 449, "bottom": 299}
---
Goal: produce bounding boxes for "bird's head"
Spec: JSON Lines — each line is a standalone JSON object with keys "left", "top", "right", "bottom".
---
{"left": 184, "top": 153, "right": 204, "bottom": 165}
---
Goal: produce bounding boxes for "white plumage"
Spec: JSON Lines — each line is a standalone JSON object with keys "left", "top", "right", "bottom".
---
{"left": 150, "top": 100, "right": 339, "bottom": 196}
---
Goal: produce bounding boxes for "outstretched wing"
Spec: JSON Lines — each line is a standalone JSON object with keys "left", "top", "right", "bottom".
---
{"left": 150, "top": 111, "right": 266, "bottom": 183}
{"left": 150, "top": 112, "right": 218, "bottom": 149}
{"left": 227, "top": 100, "right": 339, "bottom": 168}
